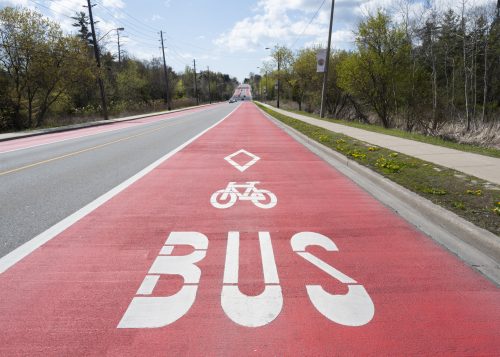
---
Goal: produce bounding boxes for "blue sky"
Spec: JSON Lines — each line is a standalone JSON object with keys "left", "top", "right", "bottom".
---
{"left": 0, "top": 0, "right": 493, "bottom": 81}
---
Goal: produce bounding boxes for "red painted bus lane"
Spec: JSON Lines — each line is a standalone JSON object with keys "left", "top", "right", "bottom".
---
{"left": 0, "top": 102, "right": 498, "bottom": 356}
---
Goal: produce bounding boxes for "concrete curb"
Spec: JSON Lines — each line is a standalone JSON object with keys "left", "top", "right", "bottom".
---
{"left": 259, "top": 107, "right": 500, "bottom": 285}
{"left": 0, "top": 103, "right": 220, "bottom": 143}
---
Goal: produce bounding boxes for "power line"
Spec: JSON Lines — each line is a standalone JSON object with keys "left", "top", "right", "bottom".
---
{"left": 164, "top": 37, "right": 264, "bottom": 61}
{"left": 87, "top": 6, "right": 159, "bottom": 49}
{"left": 27, "top": 0, "right": 74, "bottom": 19}
{"left": 167, "top": 49, "right": 191, "bottom": 68}
{"left": 166, "top": 54, "right": 188, "bottom": 67}
{"left": 43, "top": 0, "right": 82, "bottom": 15}
{"left": 167, "top": 43, "right": 193, "bottom": 59}
{"left": 93, "top": 0, "right": 159, "bottom": 37}
{"left": 32, "top": 0, "right": 158, "bottom": 48}
{"left": 114, "top": 6, "right": 160, "bottom": 33}
{"left": 290, "top": 0, "right": 326, "bottom": 49}
{"left": 164, "top": 34, "right": 213, "bottom": 52}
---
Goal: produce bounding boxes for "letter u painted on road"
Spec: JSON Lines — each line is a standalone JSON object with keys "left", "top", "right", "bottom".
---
{"left": 221, "top": 232, "right": 283, "bottom": 327}
{"left": 117, "top": 232, "right": 208, "bottom": 328}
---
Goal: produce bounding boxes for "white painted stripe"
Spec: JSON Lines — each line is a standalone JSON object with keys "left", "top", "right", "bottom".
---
{"left": 259, "top": 232, "right": 280, "bottom": 284}
{"left": 223, "top": 232, "right": 240, "bottom": 284}
{"left": 136, "top": 275, "right": 160, "bottom": 295}
{"left": 159, "top": 246, "right": 174, "bottom": 255}
{"left": 297, "top": 252, "right": 356, "bottom": 284}
{"left": 0, "top": 104, "right": 221, "bottom": 155}
{"left": 0, "top": 104, "right": 240, "bottom": 274}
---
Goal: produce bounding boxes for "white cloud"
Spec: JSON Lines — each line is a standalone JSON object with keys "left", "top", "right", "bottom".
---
{"left": 0, "top": 0, "right": 34, "bottom": 8}
{"left": 214, "top": 0, "right": 493, "bottom": 53}
{"left": 214, "top": 0, "right": 329, "bottom": 52}
{"left": 214, "top": 0, "right": 366, "bottom": 52}
{"left": 102, "top": 0, "right": 125, "bottom": 8}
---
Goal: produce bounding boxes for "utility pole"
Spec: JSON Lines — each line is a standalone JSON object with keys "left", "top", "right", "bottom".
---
{"left": 193, "top": 59, "right": 199, "bottom": 105}
{"left": 85, "top": 0, "right": 108, "bottom": 120}
{"left": 160, "top": 30, "right": 171, "bottom": 110}
{"left": 117, "top": 28, "right": 122, "bottom": 64}
{"left": 207, "top": 66, "right": 212, "bottom": 104}
{"left": 320, "top": 0, "right": 335, "bottom": 118}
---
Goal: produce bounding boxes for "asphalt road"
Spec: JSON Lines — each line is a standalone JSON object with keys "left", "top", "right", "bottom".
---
{"left": 0, "top": 103, "right": 238, "bottom": 258}
{"left": 0, "top": 102, "right": 498, "bottom": 355}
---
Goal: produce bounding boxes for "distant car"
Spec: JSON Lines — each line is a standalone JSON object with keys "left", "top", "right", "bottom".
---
{"left": 229, "top": 98, "right": 236, "bottom": 103}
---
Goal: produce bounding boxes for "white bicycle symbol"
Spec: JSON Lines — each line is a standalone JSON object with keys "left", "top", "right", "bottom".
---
{"left": 210, "top": 181, "right": 277, "bottom": 209}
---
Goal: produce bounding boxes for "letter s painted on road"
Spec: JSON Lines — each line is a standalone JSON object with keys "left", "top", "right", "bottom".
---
{"left": 291, "top": 232, "right": 374, "bottom": 326}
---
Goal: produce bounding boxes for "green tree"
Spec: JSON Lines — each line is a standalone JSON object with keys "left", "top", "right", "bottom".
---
{"left": 270, "top": 45, "right": 294, "bottom": 102}
{"left": 71, "top": 11, "right": 92, "bottom": 46}
{"left": 35, "top": 35, "right": 95, "bottom": 126}
{"left": 338, "top": 11, "right": 412, "bottom": 128}
{"left": 116, "top": 60, "right": 148, "bottom": 102}
{"left": 291, "top": 47, "right": 319, "bottom": 111}
{"left": 0, "top": 7, "right": 94, "bottom": 128}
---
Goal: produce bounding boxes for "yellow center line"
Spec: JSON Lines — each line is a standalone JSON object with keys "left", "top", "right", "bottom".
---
{"left": 0, "top": 121, "right": 180, "bottom": 177}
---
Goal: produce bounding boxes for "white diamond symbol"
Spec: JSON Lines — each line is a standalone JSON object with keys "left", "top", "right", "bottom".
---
{"left": 224, "top": 149, "right": 260, "bottom": 172}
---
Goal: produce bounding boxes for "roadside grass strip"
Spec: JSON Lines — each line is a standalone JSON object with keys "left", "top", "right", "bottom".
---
{"left": 282, "top": 108, "right": 500, "bottom": 159}
{"left": 257, "top": 104, "right": 500, "bottom": 237}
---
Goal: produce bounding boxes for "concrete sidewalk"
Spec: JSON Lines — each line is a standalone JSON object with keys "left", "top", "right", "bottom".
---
{"left": 259, "top": 103, "right": 500, "bottom": 185}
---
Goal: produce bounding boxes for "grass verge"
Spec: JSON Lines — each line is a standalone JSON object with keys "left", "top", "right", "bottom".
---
{"left": 257, "top": 103, "right": 500, "bottom": 237}
{"left": 270, "top": 106, "right": 500, "bottom": 159}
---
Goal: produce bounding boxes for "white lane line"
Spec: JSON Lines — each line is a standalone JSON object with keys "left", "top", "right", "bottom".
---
{"left": 0, "top": 105, "right": 222, "bottom": 155}
{"left": 0, "top": 104, "right": 240, "bottom": 274}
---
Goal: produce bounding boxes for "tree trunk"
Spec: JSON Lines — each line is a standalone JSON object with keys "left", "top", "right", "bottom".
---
{"left": 472, "top": 30, "right": 478, "bottom": 126}
{"left": 482, "top": 29, "right": 488, "bottom": 122}
{"left": 452, "top": 58, "right": 456, "bottom": 116}
{"left": 27, "top": 88, "right": 33, "bottom": 128}
{"left": 462, "top": 4, "right": 471, "bottom": 131}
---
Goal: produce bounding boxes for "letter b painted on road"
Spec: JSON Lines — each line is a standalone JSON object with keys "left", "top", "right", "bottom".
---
{"left": 117, "top": 232, "right": 208, "bottom": 328}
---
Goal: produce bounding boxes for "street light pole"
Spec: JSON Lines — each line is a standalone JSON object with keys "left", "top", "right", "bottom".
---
{"left": 320, "top": 0, "right": 336, "bottom": 118}
{"left": 97, "top": 27, "right": 124, "bottom": 63}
